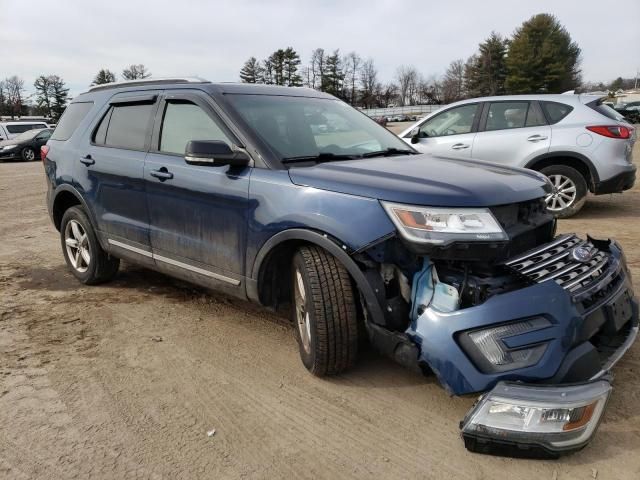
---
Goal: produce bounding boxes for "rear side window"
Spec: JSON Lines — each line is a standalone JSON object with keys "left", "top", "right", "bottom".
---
{"left": 541, "top": 102, "right": 573, "bottom": 124}
{"left": 485, "top": 102, "right": 547, "bottom": 131}
{"left": 7, "top": 123, "right": 47, "bottom": 134}
{"left": 93, "top": 102, "right": 154, "bottom": 150}
{"left": 588, "top": 100, "right": 625, "bottom": 122}
{"left": 51, "top": 102, "right": 93, "bottom": 140}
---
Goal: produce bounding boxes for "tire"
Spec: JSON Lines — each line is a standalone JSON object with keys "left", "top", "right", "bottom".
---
{"left": 291, "top": 245, "right": 359, "bottom": 376}
{"left": 21, "top": 147, "right": 36, "bottom": 162}
{"left": 60, "top": 206, "right": 120, "bottom": 285}
{"left": 541, "top": 165, "right": 588, "bottom": 218}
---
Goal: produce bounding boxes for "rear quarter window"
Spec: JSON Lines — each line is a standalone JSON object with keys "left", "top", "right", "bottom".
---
{"left": 541, "top": 102, "right": 573, "bottom": 124}
{"left": 51, "top": 102, "right": 94, "bottom": 141}
{"left": 588, "top": 101, "right": 625, "bottom": 122}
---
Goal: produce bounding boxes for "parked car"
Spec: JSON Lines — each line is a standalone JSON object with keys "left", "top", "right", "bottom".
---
{"left": 399, "top": 95, "right": 637, "bottom": 218}
{"left": 0, "top": 128, "right": 52, "bottom": 161}
{"left": 373, "top": 116, "right": 387, "bottom": 126}
{"left": 0, "top": 121, "right": 50, "bottom": 141}
{"left": 43, "top": 79, "right": 637, "bottom": 458}
{"left": 614, "top": 101, "right": 640, "bottom": 124}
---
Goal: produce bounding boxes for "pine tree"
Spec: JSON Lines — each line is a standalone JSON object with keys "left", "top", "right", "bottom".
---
{"left": 267, "top": 49, "right": 287, "bottom": 86}
{"left": 505, "top": 14, "right": 581, "bottom": 94}
{"left": 465, "top": 32, "right": 508, "bottom": 97}
{"left": 283, "top": 47, "right": 302, "bottom": 87}
{"left": 92, "top": 69, "right": 117, "bottom": 86}
{"left": 50, "top": 76, "right": 69, "bottom": 121}
{"left": 321, "top": 50, "right": 344, "bottom": 97}
{"left": 239, "top": 57, "right": 263, "bottom": 83}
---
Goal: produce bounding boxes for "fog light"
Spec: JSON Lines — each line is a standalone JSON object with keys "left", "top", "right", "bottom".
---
{"left": 461, "top": 381, "right": 611, "bottom": 458}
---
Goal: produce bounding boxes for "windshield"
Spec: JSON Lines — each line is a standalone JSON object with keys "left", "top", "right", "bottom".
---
{"left": 225, "top": 94, "right": 413, "bottom": 164}
{"left": 589, "top": 100, "right": 625, "bottom": 122}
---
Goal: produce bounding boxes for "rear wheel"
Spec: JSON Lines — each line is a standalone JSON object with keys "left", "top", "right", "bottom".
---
{"left": 21, "top": 147, "right": 35, "bottom": 162}
{"left": 541, "top": 165, "right": 587, "bottom": 218}
{"left": 60, "top": 206, "right": 120, "bottom": 284}
{"left": 291, "top": 245, "right": 359, "bottom": 376}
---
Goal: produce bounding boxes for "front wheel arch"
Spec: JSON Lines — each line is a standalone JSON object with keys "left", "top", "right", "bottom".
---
{"left": 249, "top": 229, "right": 386, "bottom": 327}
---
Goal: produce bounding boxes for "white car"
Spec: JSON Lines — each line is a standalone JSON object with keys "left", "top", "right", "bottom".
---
{"left": 399, "top": 94, "right": 636, "bottom": 217}
{"left": 0, "top": 121, "right": 50, "bottom": 141}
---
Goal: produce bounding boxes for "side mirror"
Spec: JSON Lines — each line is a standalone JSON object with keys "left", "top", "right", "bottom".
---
{"left": 410, "top": 127, "right": 421, "bottom": 144}
{"left": 185, "top": 140, "right": 250, "bottom": 168}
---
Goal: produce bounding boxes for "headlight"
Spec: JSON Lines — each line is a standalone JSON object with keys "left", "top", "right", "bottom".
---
{"left": 459, "top": 317, "right": 552, "bottom": 373}
{"left": 461, "top": 380, "right": 611, "bottom": 458}
{"left": 2, "top": 145, "right": 17, "bottom": 151}
{"left": 381, "top": 202, "right": 507, "bottom": 245}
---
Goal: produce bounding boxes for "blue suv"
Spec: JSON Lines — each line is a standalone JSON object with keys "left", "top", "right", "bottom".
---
{"left": 43, "top": 78, "right": 637, "bottom": 458}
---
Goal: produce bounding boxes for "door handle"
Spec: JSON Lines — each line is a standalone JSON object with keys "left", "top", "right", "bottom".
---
{"left": 150, "top": 168, "right": 174, "bottom": 181}
{"left": 527, "top": 135, "right": 548, "bottom": 142}
{"left": 80, "top": 155, "right": 95, "bottom": 166}
{"left": 451, "top": 143, "right": 470, "bottom": 150}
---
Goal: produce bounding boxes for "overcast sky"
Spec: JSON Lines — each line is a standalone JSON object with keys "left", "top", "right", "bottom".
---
{"left": 1, "top": 0, "right": 638, "bottom": 98}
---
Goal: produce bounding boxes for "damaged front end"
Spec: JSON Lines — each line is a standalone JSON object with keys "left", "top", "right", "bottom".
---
{"left": 355, "top": 197, "right": 638, "bottom": 458}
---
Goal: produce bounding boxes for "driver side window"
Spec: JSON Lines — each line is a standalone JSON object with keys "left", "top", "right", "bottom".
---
{"left": 419, "top": 104, "right": 478, "bottom": 137}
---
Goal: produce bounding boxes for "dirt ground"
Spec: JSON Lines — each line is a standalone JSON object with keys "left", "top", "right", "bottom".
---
{"left": 0, "top": 137, "right": 639, "bottom": 480}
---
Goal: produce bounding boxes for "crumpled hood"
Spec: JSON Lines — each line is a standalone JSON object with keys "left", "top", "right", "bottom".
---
{"left": 288, "top": 154, "right": 550, "bottom": 207}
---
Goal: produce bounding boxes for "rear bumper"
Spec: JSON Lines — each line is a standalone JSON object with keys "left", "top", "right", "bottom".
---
{"left": 593, "top": 165, "right": 636, "bottom": 194}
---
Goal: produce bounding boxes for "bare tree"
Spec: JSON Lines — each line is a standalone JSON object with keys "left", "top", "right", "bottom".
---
{"left": 342, "top": 51, "right": 361, "bottom": 105}
{"left": 122, "top": 64, "right": 151, "bottom": 80}
{"left": 4, "top": 76, "right": 25, "bottom": 118}
{"left": 309, "top": 48, "right": 326, "bottom": 90}
{"left": 396, "top": 65, "right": 420, "bottom": 106}
{"left": 442, "top": 59, "right": 467, "bottom": 103}
{"left": 359, "top": 58, "right": 378, "bottom": 108}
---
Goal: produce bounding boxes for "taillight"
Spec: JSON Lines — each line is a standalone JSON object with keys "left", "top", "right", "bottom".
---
{"left": 40, "top": 145, "right": 50, "bottom": 163}
{"left": 586, "top": 125, "right": 632, "bottom": 139}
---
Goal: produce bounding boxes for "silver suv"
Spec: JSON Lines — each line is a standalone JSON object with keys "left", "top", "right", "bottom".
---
{"left": 399, "top": 95, "right": 637, "bottom": 217}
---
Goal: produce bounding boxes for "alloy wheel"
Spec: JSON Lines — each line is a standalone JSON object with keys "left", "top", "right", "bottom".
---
{"left": 294, "top": 269, "right": 311, "bottom": 354}
{"left": 23, "top": 148, "right": 35, "bottom": 161}
{"left": 545, "top": 174, "right": 577, "bottom": 212}
{"left": 64, "top": 220, "right": 91, "bottom": 273}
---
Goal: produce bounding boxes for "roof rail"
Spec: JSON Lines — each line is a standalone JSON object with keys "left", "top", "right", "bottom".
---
{"left": 87, "top": 77, "right": 210, "bottom": 92}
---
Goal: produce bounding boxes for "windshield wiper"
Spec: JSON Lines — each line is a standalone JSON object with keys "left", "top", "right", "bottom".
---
{"left": 360, "top": 148, "right": 417, "bottom": 158}
{"left": 281, "top": 152, "right": 359, "bottom": 164}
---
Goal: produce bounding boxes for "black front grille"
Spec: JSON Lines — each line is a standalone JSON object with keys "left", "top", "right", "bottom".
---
{"left": 504, "top": 234, "right": 610, "bottom": 293}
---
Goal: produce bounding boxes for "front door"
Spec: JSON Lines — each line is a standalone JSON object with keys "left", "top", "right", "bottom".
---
{"left": 407, "top": 103, "right": 481, "bottom": 158}
{"left": 144, "top": 90, "right": 251, "bottom": 292}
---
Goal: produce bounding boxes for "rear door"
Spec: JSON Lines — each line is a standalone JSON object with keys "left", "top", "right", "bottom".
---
{"left": 471, "top": 100, "right": 551, "bottom": 167}
{"left": 143, "top": 90, "right": 251, "bottom": 291}
{"left": 406, "top": 103, "right": 480, "bottom": 158}
{"left": 79, "top": 91, "right": 160, "bottom": 263}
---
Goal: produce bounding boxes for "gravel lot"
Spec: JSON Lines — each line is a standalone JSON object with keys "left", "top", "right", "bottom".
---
{"left": 0, "top": 136, "right": 638, "bottom": 479}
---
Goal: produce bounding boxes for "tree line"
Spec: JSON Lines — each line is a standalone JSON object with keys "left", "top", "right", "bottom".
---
{"left": 239, "top": 13, "right": 587, "bottom": 108}
{"left": 0, "top": 64, "right": 152, "bottom": 121}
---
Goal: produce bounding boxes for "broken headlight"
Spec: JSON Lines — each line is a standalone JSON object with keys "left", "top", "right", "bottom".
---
{"left": 459, "top": 317, "right": 552, "bottom": 373}
{"left": 381, "top": 202, "right": 507, "bottom": 245}
{"left": 461, "top": 380, "right": 611, "bottom": 458}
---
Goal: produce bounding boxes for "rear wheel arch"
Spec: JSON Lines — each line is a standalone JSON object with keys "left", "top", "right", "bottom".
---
{"left": 51, "top": 187, "right": 101, "bottom": 241}
{"left": 525, "top": 152, "right": 599, "bottom": 192}
{"left": 249, "top": 229, "right": 385, "bottom": 326}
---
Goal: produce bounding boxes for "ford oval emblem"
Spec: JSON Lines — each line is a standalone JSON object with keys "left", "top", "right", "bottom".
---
{"left": 571, "top": 246, "right": 593, "bottom": 263}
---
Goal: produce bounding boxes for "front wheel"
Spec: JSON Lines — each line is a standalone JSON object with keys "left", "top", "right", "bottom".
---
{"left": 541, "top": 165, "right": 588, "bottom": 218}
{"left": 291, "top": 246, "right": 359, "bottom": 376}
